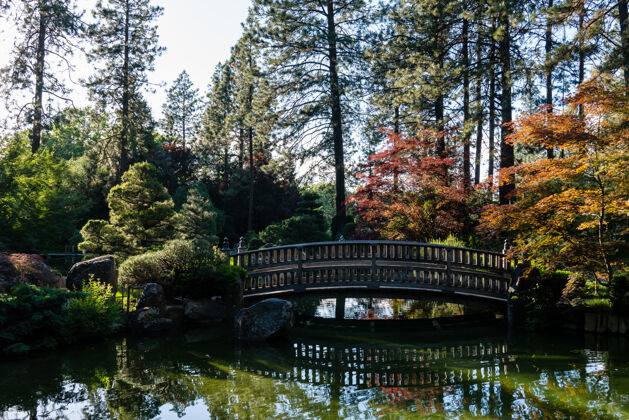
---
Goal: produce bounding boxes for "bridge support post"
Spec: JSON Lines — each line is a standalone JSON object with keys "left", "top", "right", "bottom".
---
{"left": 335, "top": 297, "right": 345, "bottom": 320}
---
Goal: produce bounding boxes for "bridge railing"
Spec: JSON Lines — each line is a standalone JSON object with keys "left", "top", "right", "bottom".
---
{"left": 229, "top": 241, "right": 513, "bottom": 301}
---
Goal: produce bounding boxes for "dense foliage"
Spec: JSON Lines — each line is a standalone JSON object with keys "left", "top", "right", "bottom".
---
{"left": 480, "top": 82, "right": 629, "bottom": 280}
{"left": 0, "top": 282, "right": 121, "bottom": 356}
{"left": 79, "top": 162, "right": 175, "bottom": 259}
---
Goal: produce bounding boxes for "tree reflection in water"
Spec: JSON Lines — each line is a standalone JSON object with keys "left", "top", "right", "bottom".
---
{"left": 1, "top": 328, "right": 628, "bottom": 419}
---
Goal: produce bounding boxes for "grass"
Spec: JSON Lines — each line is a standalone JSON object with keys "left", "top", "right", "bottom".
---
{"left": 575, "top": 298, "right": 612, "bottom": 313}
{"left": 114, "top": 288, "right": 143, "bottom": 312}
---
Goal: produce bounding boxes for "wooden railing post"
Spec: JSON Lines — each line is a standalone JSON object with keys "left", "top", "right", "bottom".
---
{"left": 371, "top": 243, "right": 377, "bottom": 283}
{"left": 445, "top": 247, "right": 452, "bottom": 287}
{"left": 297, "top": 245, "right": 303, "bottom": 286}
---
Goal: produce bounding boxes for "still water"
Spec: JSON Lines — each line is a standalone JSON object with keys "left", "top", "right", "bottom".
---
{"left": 1, "top": 323, "right": 629, "bottom": 419}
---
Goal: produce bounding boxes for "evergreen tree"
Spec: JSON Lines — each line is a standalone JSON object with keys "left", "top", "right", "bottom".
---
{"left": 79, "top": 162, "right": 175, "bottom": 258}
{"left": 229, "top": 27, "right": 277, "bottom": 232}
{"left": 161, "top": 70, "right": 201, "bottom": 148}
{"left": 252, "top": 0, "right": 370, "bottom": 238}
{"left": 0, "top": 0, "right": 82, "bottom": 153}
{"left": 86, "top": 0, "right": 164, "bottom": 181}
{"left": 175, "top": 187, "right": 222, "bottom": 248}
{"left": 259, "top": 191, "right": 329, "bottom": 245}
{"left": 199, "top": 62, "right": 236, "bottom": 184}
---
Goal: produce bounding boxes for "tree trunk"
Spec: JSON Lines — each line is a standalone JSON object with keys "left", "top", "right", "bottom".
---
{"left": 247, "top": 125, "right": 254, "bottom": 232}
{"left": 545, "top": 0, "right": 554, "bottom": 159}
{"left": 238, "top": 126, "right": 244, "bottom": 169}
{"left": 326, "top": 0, "right": 346, "bottom": 239}
{"left": 619, "top": 0, "right": 629, "bottom": 87}
{"left": 31, "top": 4, "right": 47, "bottom": 153}
{"left": 119, "top": 0, "right": 130, "bottom": 181}
{"left": 182, "top": 96, "right": 187, "bottom": 148}
{"left": 498, "top": 12, "right": 514, "bottom": 205}
{"left": 474, "top": 9, "right": 483, "bottom": 186}
{"left": 462, "top": 11, "right": 471, "bottom": 191}
{"left": 488, "top": 21, "right": 496, "bottom": 184}
{"left": 393, "top": 105, "right": 400, "bottom": 193}
{"left": 578, "top": 4, "right": 585, "bottom": 119}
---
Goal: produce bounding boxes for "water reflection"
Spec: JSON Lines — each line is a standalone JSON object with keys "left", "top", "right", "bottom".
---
{"left": 1, "top": 328, "right": 628, "bottom": 419}
{"left": 313, "top": 297, "right": 489, "bottom": 320}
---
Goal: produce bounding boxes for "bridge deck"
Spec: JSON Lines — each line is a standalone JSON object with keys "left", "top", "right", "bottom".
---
{"left": 232, "top": 241, "right": 513, "bottom": 304}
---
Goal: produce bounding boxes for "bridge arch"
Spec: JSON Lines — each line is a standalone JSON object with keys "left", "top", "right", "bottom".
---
{"left": 231, "top": 241, "right": 513, "bottom": 307}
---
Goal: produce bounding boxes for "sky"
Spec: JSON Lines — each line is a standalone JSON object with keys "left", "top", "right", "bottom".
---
{"left": 0, "top": 0, "right": 252, "bottom": 123}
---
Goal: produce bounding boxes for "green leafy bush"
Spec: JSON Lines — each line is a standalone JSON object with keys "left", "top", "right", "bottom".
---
{"left": 0, "top": 284, "right": 69, "bottom": 355}
{"left": 576, "top": 298, "right": 612, "bottom": 313}
{"left": 65, "top": 279, "right": 122, "bottom": 341}
{"left": 429, "top": 234, "right": 466, "bottom": 247}
{"left": 171, "top": 264, "right": 246, "bottom": 299}
{"left": 118, "top": 251, "right": 168, "bottom": 288}
{"left": 0, "top": 282, "right": 122, "bottom": 356}
{"left": 610, "top": 273, "right": 629, "bottom": 313}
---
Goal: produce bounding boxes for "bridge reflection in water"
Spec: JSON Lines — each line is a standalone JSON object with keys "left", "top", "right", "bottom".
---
{"left": 2, "top": 329, "right": 625, "bottom": 419}
{"left": 247, "top": 339, "right": 512, "bottom": 390}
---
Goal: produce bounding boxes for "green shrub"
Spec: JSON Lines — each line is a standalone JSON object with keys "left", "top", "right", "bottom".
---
{"left": 610, "top": 273, "right": 629, "bottom": 313}
{"left": 65, "top": 279, "right": 122, "bottom": 341}
{"left": 561, "top": 272, "right": 589, "bottom": 301}
{"left": 118, "top": 251, "right": 168, "bottom": 288}
{"left": 171, "top": 264, "right": 246, "bottom": 299}
{"left": 0, "top": 284, "right": 70, "bottom": 355}
{"left": 577, "top": 298, "right": 612, "bottom": 313}
{"left": 0, "top": 282, "right": 122, "bottom": 356}
{"left": 429, "top": 234, "right": 466, "bottom": 247}
{"left": 540, "top": 269, "right": 570, "bottom": 305}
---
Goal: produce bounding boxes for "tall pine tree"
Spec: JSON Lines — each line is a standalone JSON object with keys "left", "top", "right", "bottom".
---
{"left": 86, "top": 0, "right": 164, "bottom": 181}
{"left": 0, "top": 0, "right": 82, "bottom": 152}
{"left": 161, "top": 70, "right": 201, "bottom": 148}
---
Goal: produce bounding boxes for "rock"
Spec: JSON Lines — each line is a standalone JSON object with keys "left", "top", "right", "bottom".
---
{"left": 184, "top": 299, "right": 226, "bottom": 323}
{"left": 0, "top": 253, "right": 18, "bottom": 293}
{"left": 136, "top": 306, "right": 161, "bottom": 322}
{"left": 0, "top": 253, "right": 62, "bottom": 292}
{"left": 66, "top": 255, "right": 116, "bottom": 291}
{"left": 235, "top": 298, "right": 293, "bottom": 341}
{"left": 164, "top": 304, "right": 184, "bottom": 321}
{"left": 142, "top": 318, "right": 177, "bottom": 333}
{"left": 137, "top": 283, "right": 167, "bottom": 311}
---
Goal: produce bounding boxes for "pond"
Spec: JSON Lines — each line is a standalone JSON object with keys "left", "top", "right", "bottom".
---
{"left": 2, "top": 319, "right": 629, "bottom": 419}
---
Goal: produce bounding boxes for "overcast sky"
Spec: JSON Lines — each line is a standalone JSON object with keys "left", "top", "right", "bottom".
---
{"left": 0, "top": 0, "right": 251, "bottom": 124}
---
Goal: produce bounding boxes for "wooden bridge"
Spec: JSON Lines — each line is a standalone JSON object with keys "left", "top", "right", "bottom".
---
{"left": 230, "top": 241, "right": 513, "bottom": 306}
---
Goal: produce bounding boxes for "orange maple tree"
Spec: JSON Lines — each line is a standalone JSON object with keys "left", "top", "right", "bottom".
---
{"left": 349, "top": 130, "right": 474, "bottom": 241}
{"left": 479, "top": 80, "right": 629, "bottom": 280}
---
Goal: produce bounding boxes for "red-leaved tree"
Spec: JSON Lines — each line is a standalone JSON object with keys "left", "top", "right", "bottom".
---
{"left": 349, "top": 130, "right": 476, "bottom": 241}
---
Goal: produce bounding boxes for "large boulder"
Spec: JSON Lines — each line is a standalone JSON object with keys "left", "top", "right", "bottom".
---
{"left": 235, "top": 298, "right": 293, "bottom": 341}
{"left": 66, "top": 255, "right": 116, "bottom": 291}
{"left": 1, "top": 253, "right": 62, "bottom": 292}
{"left": 184, "top": 299, "right": 227, "bottom": 324}
{"left": 136, "top": 283, "right": 167, "bottom": 311}
{"left": 141, "top": 317, "right": 177, "bottom": 333}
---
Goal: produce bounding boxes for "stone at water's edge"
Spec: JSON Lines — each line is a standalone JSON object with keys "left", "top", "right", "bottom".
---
{"left": 235, "top": 298, "right": 293, "bottom": 341}
{"left": 66, "top": 255, "right": 116, "bottom": 291}
{"left": 137, "top": 283, "right": 167, "bottom": 311}
{"left": 184, "top": 299, "right": 226, "bottom": 324}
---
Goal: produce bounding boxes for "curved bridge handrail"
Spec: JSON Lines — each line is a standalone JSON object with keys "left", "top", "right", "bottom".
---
{"left": 232, "top": 240, "right": 513, "bottom": 303}
{"left": 230, "top": 240, "right": 508, "bottom": 258}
